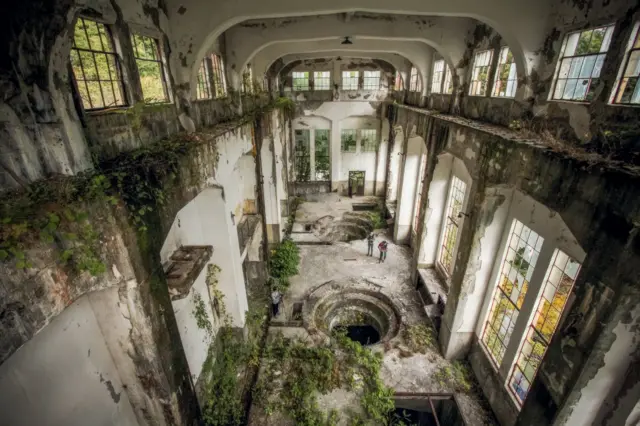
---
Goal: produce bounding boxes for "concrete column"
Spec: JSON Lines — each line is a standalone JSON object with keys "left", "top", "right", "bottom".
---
{"left": 375, "top": 119, "right": 390, "bottom": 196}
{"left": 330, "top": 120, "right": 341, "bottom": 191}
{"left": 309, "top": 128, "right": 316, "bottom": 180}
{"left": 274, "top": 118, "right": 288, "bottom": 238}
{"left": 386, "top": 125, "right": 404, "bottom": 202}
{"left": 261, "top": 135, "right": 282, "bottom": 243}
{"left": 393, "top": 135, "right": 423, "bottom": 244}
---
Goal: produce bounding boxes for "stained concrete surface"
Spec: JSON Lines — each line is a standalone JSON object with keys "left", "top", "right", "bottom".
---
{"left": 261, "top": 194, "right": 496, "bottom": 424}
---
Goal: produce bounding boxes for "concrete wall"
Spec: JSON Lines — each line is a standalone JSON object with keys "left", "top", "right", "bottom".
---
{"left": 0, "top": 290, "right": 138, "bottom": 426}
{"left": 392, "top": 104, "right": 640, "bottom": 426}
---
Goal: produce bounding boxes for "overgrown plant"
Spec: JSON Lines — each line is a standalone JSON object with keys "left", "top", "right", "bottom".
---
{"left": 269, "top": 238, "right": 300, "bottom": 287}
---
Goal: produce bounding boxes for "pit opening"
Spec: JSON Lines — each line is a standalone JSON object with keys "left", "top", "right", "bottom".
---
{"left": 334, "top": 324, "right": 381, "bottom": 345}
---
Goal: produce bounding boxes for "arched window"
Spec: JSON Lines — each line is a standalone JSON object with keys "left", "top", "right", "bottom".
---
{"left": 409, "top": 67, "right": 422, "bottom": 92}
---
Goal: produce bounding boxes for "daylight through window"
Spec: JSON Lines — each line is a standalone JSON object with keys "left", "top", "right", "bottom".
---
{"left": 443, "top": 66, "right": 454, "bottom": 94}
{"left": 314, "top": 71, "right": 331, "bottom": 90}
{"left": 292, "top": 71, "right": 310, "bottom": 91}
{"left": 492, "top": 47, "right": 518, "bottom": 98}
{"left": 131, "top": 33, "right": 169, "bottom": 103}
{"left": 342, "top": 71, "right": 359, "bottom": 90}
{"left": 552, "top": 24, "right": 614, "bottom": 102}
{"left": 363, "top": 71, "right": 381, "bottom": 90}
{"left": 211, "top": 54, "right": 227, "bottom": 98}
{"left": 613, "top": 25, "right": 640, "bottom": 105}
{"left": 294, "top": 129, "right": 311, "bottom": 181}
{"left": 469, "top": 50, "right": 493, "bottom": 96}
{"left": 70, "top": 18, "right": 126, "bottom": 110}
{"left": 341, "top": 129, "right": 357, "bottom": 152}
{"left": 413, "top": 154, "right": 428, "bottom": 233}
{"left": 314, "top": 130, "right": 330, "bottom": 181}
{"left": 242, "top": 65, "right": 253, "bottom": 93}
{"left": 438, "top": 176, "right": 467, "bottom": 274}
{"left": 196, "top": 59, "right": 212, "bottom": 100}
{"left": 360, "top": 129, "right": 378, "bottom": 152}
{"left": 394, "top": 71, "right": 404, "bottom": 91}
{"left": 482, "top": 220, "right": 543, "bottom": 365}
{"left": 409, "top": 67, "right": 422, "bottom": 92}
{"left": 508, "top": 250, "right": 580, "bottom": 403}
{"left": 431, "top": 60, "right": 445, "bottom": 94}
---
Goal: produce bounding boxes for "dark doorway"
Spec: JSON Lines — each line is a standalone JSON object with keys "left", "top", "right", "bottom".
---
{"left": 348, "top": 171, "right": 365, "bottom": 197}
{"left": 334, "top": 324, "right": 380, "bottom": 345}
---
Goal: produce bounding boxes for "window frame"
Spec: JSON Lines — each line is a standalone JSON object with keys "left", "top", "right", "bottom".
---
{"left": 469, "top": 49, "right": 494, "bottom": 97}
{"left": 443, "top": 66, "right": 454, "bottom": 95}
{"left": 242, "top": 65, "right": 254, "bottom": 94}
{"left": 211, "top": 54, "right": 228, "bottom": 98}
{"left": 313, "top": 71, "right": 331, "bottom": 91}
{"left": 413, "top": 153, "right": 428, "bottom": 233}
{"left": 409, "top": 67, "right": 422, "bottom": 92}
{"left": 431, "top": 60, "right": 445, "bottom": 94}
{"left": 294, "top": 129, "right": 311, "bottom": 181}
{"left": 360, "top": 129, "right": 378, "bottom": 152}
{"left": 292, "top": 71, "right": 310, "bottom": 91}
{"left": 611, "top": 22, "right": 640, "bottom": 106}
{"left": 195, "top": 58, "right": 212, "bottom": 100}
{"left": 342, "top": 71, "right": 360, "bottom": 90}
{"left": 131, "top": 32, "right": 171, "bottom": 104}
{"left": 70, "top": 17, "right": 128, "bottom": 111}
{"left": 341, "top": 129, "right": 357, "bottom": 152}
{"left": 492, "top": 47, "right": 518, "bottom": 98}
{"left": 436, "top": 173, "right": 468, "bottom": 277}
{"left": 313, "top": 129, "right": 331, "bottom": 181}
{"left": 550, "top": 24, "right": 615, "bottom": 103}
{"left": 394, "top": 71, "right": 404, "bottom": 91}
{"left": 363, "top": 70, "right": 381, "bottom": 90}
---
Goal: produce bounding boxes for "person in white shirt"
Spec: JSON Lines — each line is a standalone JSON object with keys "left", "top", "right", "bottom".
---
{"left": 271, "top": 289, "right": 282, "bottom": 317}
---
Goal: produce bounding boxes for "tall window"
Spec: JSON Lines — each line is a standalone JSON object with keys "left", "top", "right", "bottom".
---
{"left": 341, "top": 129, "right": 357, "bottom": 152}
{"left": 552, "top": 24, "right": 615, "bottom": 102}
{"left": 482, "top": 220, "right": 543, "bottom": 365}
{"left": 363, "top": 71, "right": 381, "bottom": 90}
{"left": 443, "top": 66, "right": 454, "bottom": 94}
{"left": 196, "top": 59, "right": 212, "bottom": 100}
{"left": 431, "top": 60, "right": 445, "bottom": 94}
{"left": 413, "top": 154, "right": 428, "bottom": 232}
{"left": 131, "top": 33, "right": 170, "bottom": 103}
{"left": 613, "top": 24, "right": 640, "bottom": 105}
{"left": 509, "top": 250, "right": 581, "bottom": 403}
{"left": 70, "top": 18, "right": 126, "bottom": 110}
{"left": 314, "top": 130, "right": 330, "bottom": 181}
{"left": 360, "top": 129, "right": 378, "bottom": 152}
{"left": 294, "top": 129, "right": 310, "bottom": 181}
{"left": 211, "top": 54, "right": 227, "bottom": 98}
{"left": 469, "top": 50, "right": 493, "bottom": 96}
{"left": 492, "top": 47, "right": 518, "bottom": 98}
{"left": 438, "top": 176, "right": 467, "bottom": 274}
{"left": 242, "top": 65, "right": 253, "bottom": 93}
{"left": 394, "top": 71, "right": 404, "bottom": 91}
{"left": 314, "top": 71, "right": 331, "bottom": 90}
{"left": 409, "top": 67, "right": 422, "bottom": 92}
{"left": 342, "top": 71, "right": 359, "bottom": 90}
{"left": 292, "top": 71, "right": 309, "bottom": 91}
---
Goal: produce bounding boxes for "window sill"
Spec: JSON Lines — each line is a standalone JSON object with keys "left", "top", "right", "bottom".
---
{"left": 548, "top": 99, "right": 591, "bottom": 106}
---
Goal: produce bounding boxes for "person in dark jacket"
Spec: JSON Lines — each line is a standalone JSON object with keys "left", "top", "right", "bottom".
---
{"left": 367, "top": 233, "right": 375, "bottom": 256}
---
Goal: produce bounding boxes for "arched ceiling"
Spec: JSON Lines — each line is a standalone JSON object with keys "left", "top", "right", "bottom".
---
{"left": 248, "top": 39, "right": 432, "bottom": 95}
{"left": 166, "top": 0, "right": 552, "bottom": 87}
{"left": 224, "top": 14, "right": 471, "bottom": 77}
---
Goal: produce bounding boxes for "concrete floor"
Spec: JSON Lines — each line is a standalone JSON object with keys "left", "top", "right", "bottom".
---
{"left": 254, "top": 194, "right": 496, "bottom": 425}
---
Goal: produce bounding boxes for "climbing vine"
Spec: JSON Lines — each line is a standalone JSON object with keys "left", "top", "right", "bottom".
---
{"left": 268, "top": 238, "right": 300, "bottom": 290}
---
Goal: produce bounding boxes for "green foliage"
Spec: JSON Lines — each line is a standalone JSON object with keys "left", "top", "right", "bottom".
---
{"left": 275, "top": 96, "right": 296, "bottom": 118}
{"left": 403, "top": 324, "right": 436, "bottom": 353}
{"left": 193, "top": 292, "right": 213, "bottom": 339}
{"left": 254, "top": 330, "right": 395, "bottom": 425}
{"left": 434, "top": 360, "right": 473, "bottom": 393}
{"left": 269, "top": 239, "right": 300, "bottom": 282}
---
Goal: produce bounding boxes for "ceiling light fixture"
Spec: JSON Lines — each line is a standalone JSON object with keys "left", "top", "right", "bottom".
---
{"left": 341, "top": 36, "right": 353, "bottom": 45}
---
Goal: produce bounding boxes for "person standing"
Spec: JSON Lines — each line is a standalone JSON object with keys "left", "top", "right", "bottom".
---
{"left": 271, "top": 288, "right": 282, "bottom": 317}
{"left": 378, "top": 241, "right": 388, "bottom": 263}
{"left": 367, "top": 233, "right": 375, "bottom": 256}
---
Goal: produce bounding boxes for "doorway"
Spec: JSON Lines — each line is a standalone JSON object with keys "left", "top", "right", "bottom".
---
{"left": 348, "top": 171, "right": 365, "bottom": 197}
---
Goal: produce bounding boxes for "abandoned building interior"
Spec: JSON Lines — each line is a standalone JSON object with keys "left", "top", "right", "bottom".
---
{"left": 1, "top": 0, "right": 640, "bottom": 425}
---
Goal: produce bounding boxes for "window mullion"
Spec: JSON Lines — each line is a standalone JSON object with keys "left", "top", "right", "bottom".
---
{"left": 498, "top": 241, "right": 555, "bottom": 378}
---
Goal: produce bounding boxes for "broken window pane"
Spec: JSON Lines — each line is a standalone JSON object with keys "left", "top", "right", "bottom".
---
{"left": 492, "top": 47, "right": 518, "bottom": 98}
{"left": 469, "top": 49, "right": 493, "bottom": 96}
{"left": 70, "top": 18, "right": 126, "bottom": 110}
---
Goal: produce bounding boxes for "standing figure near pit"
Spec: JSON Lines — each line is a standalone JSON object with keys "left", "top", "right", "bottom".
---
{"left": 378, "top": 241, "right": 388, "bottom": 263}
{"left": 367, "top": 233, "right": 375, "bottom": 256}
{"left": 271, "top": 288, "right": 282, "bottom": 317}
